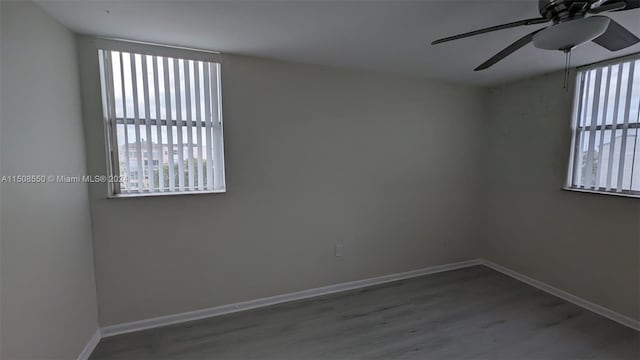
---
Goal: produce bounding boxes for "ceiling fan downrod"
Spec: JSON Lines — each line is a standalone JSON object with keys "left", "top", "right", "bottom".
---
{"left": 563, "top": 47, "right": 573, "bottom": 89}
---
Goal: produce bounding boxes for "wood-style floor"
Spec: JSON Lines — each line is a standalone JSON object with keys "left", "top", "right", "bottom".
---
{"left": 90, "top": 266, "right": 639, "bottom": 359}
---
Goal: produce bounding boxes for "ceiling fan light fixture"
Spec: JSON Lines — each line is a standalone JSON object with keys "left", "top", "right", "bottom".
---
{"left": 532, "top": 16, "right": 611, "bottom": 50}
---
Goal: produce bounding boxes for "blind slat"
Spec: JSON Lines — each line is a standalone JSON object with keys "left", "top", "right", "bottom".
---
{"left": 184, "top": 60, "right": 195, "bottom": 191}
{"left": 194, "top": 62, "right": 204, "bottom": 190}
{"left": 203, "top": 63, "right": 214, "bottom": 190}
{"left": 585, "top": 68, "right": 602, "bottom": 188}
{"left": 174, "top": 59, "right": 185, "bottom": 190}
{"left": 570, "top": 72, "right": 586, "bottom": 187}
{"left": 575, "top": 70, "right": 592, "bottom": 187}
{"left": 606, "top": 63, "right": 624, "bottom": 191}
{"left": 101, "top": 51, "right": 121, "bottom": 194}
{"left": 118, "top": 52, "right": 131, "bottom": 191}
{"left": 594, "top": 66, "right": 612, "bottom": 188}
{"left": 630, "top": 73, "right": 640, "bottom": 190}
{"left": 163, "top": 57, "right": 176, "bottom": 191}
{"left": 130, "top": 54, "right": 144, "bottom": 193}
{"left": 212, "top": 63, "right": 225, "bottom": 189}
{"left": 141, "top": 56, "right": 155, "bottom": 191}
{"left": 152, "top": 56, "right": 165, "bottom": 192}
{"left": 616, "top": 61, "right": 635, "bottom": 191}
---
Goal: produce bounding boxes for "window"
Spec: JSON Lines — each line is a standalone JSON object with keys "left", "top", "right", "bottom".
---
{"left": 566, "top": 55, "right": 640, "bottom": 198}
{"left": 98, "top": 44, "right": 225, "bottom": 196}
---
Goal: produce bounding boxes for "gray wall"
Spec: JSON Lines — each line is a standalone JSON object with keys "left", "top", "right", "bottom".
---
{"left": 483, "top": 71, "right": 640, "bottom": 321}
{"left": 0, "top": 1, "right": 99, "bottom": 359}
{"left": 76, "top": 36, "right": 485, "bottom": 326}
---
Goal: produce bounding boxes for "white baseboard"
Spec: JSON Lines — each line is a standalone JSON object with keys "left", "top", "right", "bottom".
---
{"left": 481, "top": 259, "right": 640, "bottom": 331}
{"left": 77, "top": 328, "right": 101, "bottom": 360}
{"left": 100, "top": 259, "right": 483, "bottom": 337}
{"left": 98, "top": 257, "right": 639, "bottom": 343}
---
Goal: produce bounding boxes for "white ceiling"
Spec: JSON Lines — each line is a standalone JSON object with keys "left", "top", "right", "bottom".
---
{"left": 36, "top": 0, "right": 640, "bottom": 86}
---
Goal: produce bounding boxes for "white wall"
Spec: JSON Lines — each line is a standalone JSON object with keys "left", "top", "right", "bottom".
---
{"left": 483, "top": 71, "right": 640, "bottom": 321}
{"left": 0, "top": 2, "right": 99, "bottom": 358}
{"left": 76, "top": 36, "right": 485, "bottom": 326}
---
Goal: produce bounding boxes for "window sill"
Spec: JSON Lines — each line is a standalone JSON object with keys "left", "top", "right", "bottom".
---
{"left": 108, "top": 189, "right": 226, "bottom": 199}
{"left": 562, "top": 187, "right": 640, "bottom": 199}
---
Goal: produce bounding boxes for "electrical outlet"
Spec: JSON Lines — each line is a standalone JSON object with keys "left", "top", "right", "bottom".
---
{"left": 335, "top": 244, "right": 344, "bottom": 257}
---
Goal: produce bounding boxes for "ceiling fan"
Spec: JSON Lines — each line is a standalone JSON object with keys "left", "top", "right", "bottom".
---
{"left": 431, "top": 0, "right": 640, "bottom": 71}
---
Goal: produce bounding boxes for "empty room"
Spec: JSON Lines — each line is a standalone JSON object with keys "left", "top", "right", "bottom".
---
{"left": 1, "top": 0, "right": 639, "bottom": 359}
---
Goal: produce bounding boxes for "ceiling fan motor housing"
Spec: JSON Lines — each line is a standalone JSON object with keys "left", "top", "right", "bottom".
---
{"left": 539, "top": 0, "right": 593, "bottom": 22}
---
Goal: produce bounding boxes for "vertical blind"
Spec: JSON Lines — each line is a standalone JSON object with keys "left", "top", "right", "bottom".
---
{"left": 98, "top": 48, "right": 225, "bottom": 195}
{"left": 567, "top": 55, "right": 640, "bottom": 196}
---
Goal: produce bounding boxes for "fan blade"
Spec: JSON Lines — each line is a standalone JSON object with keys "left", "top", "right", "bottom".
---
{"left": 599, "top": 0, "right": 640, "bottom": 11}
{"left": 474, "top": 29, "right": 545, "bottom": 71}
{"left": 592, "top": 19, "right": 640, "bottom": 51}
{"left": 431, "top": 18, "right": 548, "bottom": 45}
{"left": 589, "top": 1, "right": 627, "bottom": 13}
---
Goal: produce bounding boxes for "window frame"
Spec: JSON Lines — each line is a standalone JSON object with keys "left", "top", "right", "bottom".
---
{"left": 565, "top": 53, "right": 640, "bottom": 199}
{"left": 96, "top": 38, "right": 226, "bottom": 198}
